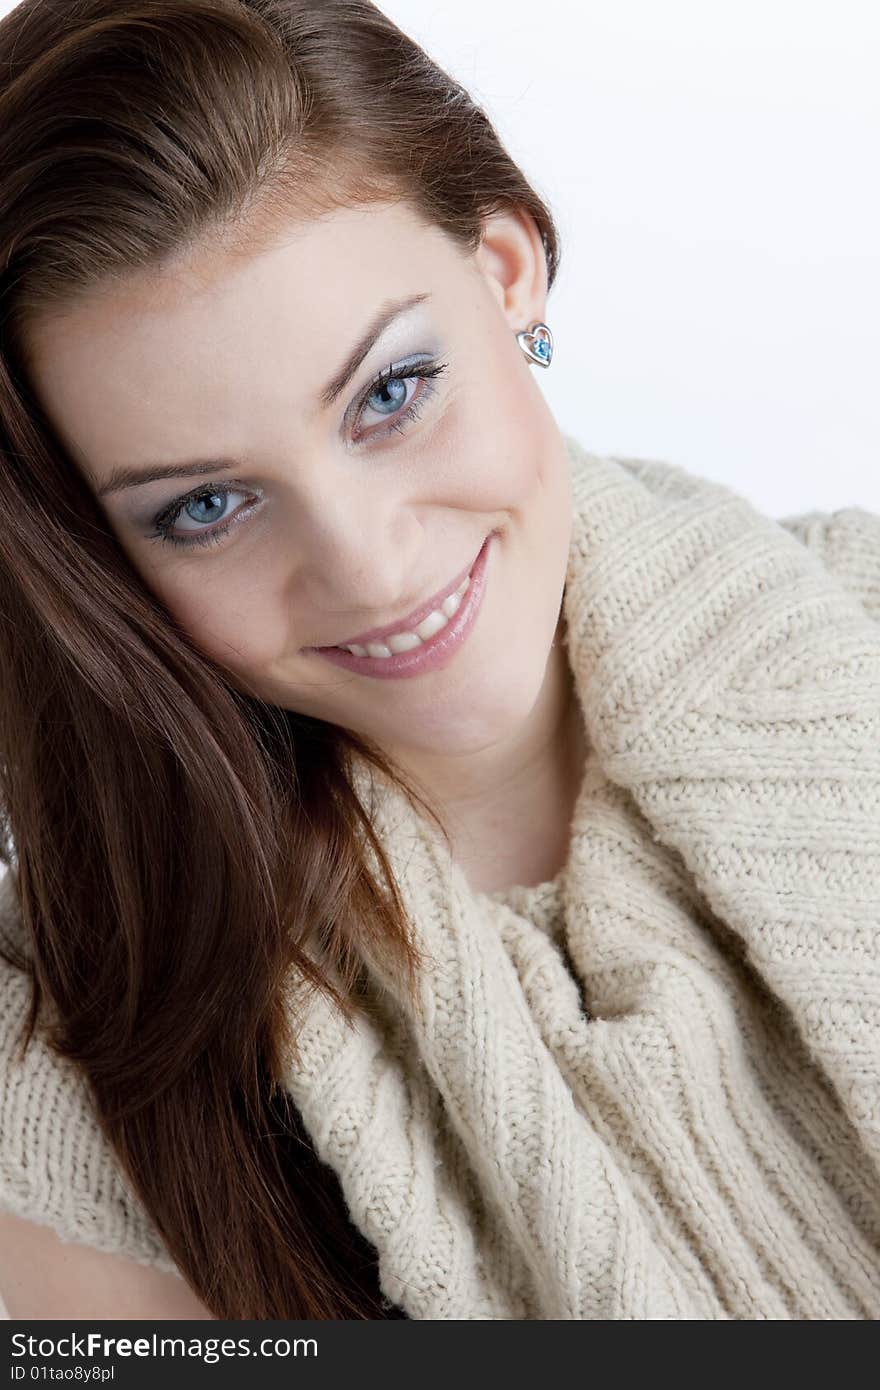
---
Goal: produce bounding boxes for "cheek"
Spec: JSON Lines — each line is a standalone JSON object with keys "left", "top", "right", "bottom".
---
{"left": 149, "top": 568, "right": 289, "bottom": 678}
{"left": 444, "top": 353, "right": 553, "bottom": 512}
{"left": 488, "top": 354, "right": 570, "bottom": 517}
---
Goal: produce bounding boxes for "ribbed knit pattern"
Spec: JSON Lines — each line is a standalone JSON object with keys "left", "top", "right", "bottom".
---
{"left": 0, "top": 871, "right": 179, "bottom": 1277}
{"left": 2, "top": 435, "right": 878, "bottom": 1317}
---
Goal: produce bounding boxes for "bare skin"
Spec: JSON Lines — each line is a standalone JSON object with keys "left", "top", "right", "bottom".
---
{"left": 441, "top": 609, "right": 588, "bottom": 893}
{"left": 0, "top": 1210, "right": 214, "bottom": 1321}
{"left": 25, "top": 197, "right": 587, "bottom": 895}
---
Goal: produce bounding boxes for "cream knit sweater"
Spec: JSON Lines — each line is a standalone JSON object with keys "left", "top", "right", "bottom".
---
{"left": 1, "top": 435, "right": 879, "bottom": 1319}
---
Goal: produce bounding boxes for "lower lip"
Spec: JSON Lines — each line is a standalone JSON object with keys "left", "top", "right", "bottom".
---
{"left": 306, "top": 533, "right": 495, "bottom": 681}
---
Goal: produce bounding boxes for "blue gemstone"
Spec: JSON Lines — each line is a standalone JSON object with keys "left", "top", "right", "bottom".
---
{"left": 535, "top": 338, "right": 550, "bottom": 359}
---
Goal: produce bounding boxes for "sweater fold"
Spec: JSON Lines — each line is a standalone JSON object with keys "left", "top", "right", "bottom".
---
{"left": 562, "top": 456, "right": 880, "bottom": 1171}
{"left": 278, "top": 439, "right": 880, "bottom": 1317}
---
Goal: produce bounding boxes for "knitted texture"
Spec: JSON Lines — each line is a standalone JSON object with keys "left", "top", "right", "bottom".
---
{"left": 0, "top": 870, "right": 179, "bottom": 1277}
{"left": 1, "top": 435, "right": 878, "bottom": 1317}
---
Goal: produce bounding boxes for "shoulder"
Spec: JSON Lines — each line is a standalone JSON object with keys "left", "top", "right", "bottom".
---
{"left": 774, "top": 505, "right": 880, "bottom": 623}
{"left": 562, "top": 436, "right": 880, "bottom": 624}
{"left": 0, "top": 871, "right": 179, "bottom": 1279}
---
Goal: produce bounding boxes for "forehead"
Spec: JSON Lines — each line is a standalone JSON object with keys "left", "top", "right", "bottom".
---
{"left": 30, "top": 198, "right": 450, "bottom": 370}
{"left": 24, "top": 199, "right": 461, "bottom": 481}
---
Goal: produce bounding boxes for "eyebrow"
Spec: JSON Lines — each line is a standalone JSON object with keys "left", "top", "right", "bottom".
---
{"left": 95, "top": 290, "right": 432, "bottom": 498}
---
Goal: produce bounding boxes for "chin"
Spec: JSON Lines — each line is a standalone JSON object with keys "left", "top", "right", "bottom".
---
{"left": 385, "top": 655, "right": 551, "bottom": 758}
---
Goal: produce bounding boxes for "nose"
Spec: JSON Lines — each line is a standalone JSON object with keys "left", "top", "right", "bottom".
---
{"left": 295, "top": 488, "right": 427, "bottom": 638}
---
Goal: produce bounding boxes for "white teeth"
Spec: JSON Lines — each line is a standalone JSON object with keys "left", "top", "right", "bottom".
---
{"left": 441, "top": 588, "right": 464, "bottom": 618}
{"left": 386, "top": 630, "right": 423, "bottom": 654}
{"left": 414, "top": 608, "right": 448, "bottom": 641}
{"left": 340, "top": 573, "right": 471, "bottom": 658}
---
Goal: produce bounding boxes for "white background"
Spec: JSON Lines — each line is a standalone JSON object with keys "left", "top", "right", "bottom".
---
{"left": 1, "top": 0, "right": 878, "bottom": 514}
{"left": 378, "top": 0, "right": 880, "bottom": 515}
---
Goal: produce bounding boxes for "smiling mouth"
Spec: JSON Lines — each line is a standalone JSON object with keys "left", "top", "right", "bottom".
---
{"left": 304, "top": 531, "right": 495, "bottom": 679}
{"left": 311, "top": 535, "right": 489, "bottom": 653}
{"left": 330, "top": 569, "right": 472, "bottom": 657}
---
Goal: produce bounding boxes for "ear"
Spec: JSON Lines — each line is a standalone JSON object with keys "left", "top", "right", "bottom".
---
{"left": 472, "top": 207, "right": 549, "bottom": 331}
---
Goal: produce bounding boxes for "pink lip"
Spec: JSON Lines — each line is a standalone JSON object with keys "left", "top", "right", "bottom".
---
{"left": 305, "top": 532, "right": 494, "bottom": 681}
{"left": 313, "top": 539, "right": 486, "bottom": 650}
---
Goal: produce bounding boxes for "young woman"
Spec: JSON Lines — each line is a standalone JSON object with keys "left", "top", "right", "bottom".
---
{"left": 0, "top": 0, "right": 878, "bottom": 1322}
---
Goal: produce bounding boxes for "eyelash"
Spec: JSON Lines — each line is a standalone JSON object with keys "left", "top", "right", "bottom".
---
{"left": 146, "top": 358, "right": 449, "bottom": 550}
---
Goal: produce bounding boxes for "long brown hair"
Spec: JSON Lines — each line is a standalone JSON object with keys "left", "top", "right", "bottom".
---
{"left": 0, "top": 0, "right": 561, "bottom": 1319}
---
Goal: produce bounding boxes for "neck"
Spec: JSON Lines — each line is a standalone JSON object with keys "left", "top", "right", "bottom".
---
{"left": 389, "top": 603, "right": 588, "bottom": 893}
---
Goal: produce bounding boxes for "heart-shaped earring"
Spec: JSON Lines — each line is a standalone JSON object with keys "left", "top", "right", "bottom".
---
{"left": 515, "top": 321, "right": 553, "bottom": 368}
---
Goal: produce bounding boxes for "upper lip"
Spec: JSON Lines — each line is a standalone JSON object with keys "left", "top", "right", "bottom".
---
{"left": 317, "top": 536, "right": 486, "bottom": 649}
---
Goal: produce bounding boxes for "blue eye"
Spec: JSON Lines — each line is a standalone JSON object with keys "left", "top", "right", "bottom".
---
{"left": 147, "top": 483, "right": 256, "bottom": 550}
{"left": 364, "top": 374, "right": 408, "bottom": 416}
{"left": 352, "top": 357, "right": 448, "bottom": 440}
{"left": 147, "top": 356, "right": 449, "bottom": 550}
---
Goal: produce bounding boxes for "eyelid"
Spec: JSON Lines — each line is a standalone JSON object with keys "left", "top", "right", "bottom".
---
{"left": 149, "top": 477, "right": 255, "bottom": 532}
{"left": 347, "top": 351, "right": 440, "bottom": 431}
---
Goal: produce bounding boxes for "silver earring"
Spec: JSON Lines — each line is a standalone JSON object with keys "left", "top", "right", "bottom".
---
{"left": 516, "top": 321, "right": 553, "bottom": 368}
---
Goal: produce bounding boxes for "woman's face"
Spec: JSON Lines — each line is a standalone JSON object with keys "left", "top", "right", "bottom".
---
{"left": 25, "top": 199, "right": 572, "bottom": 768}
